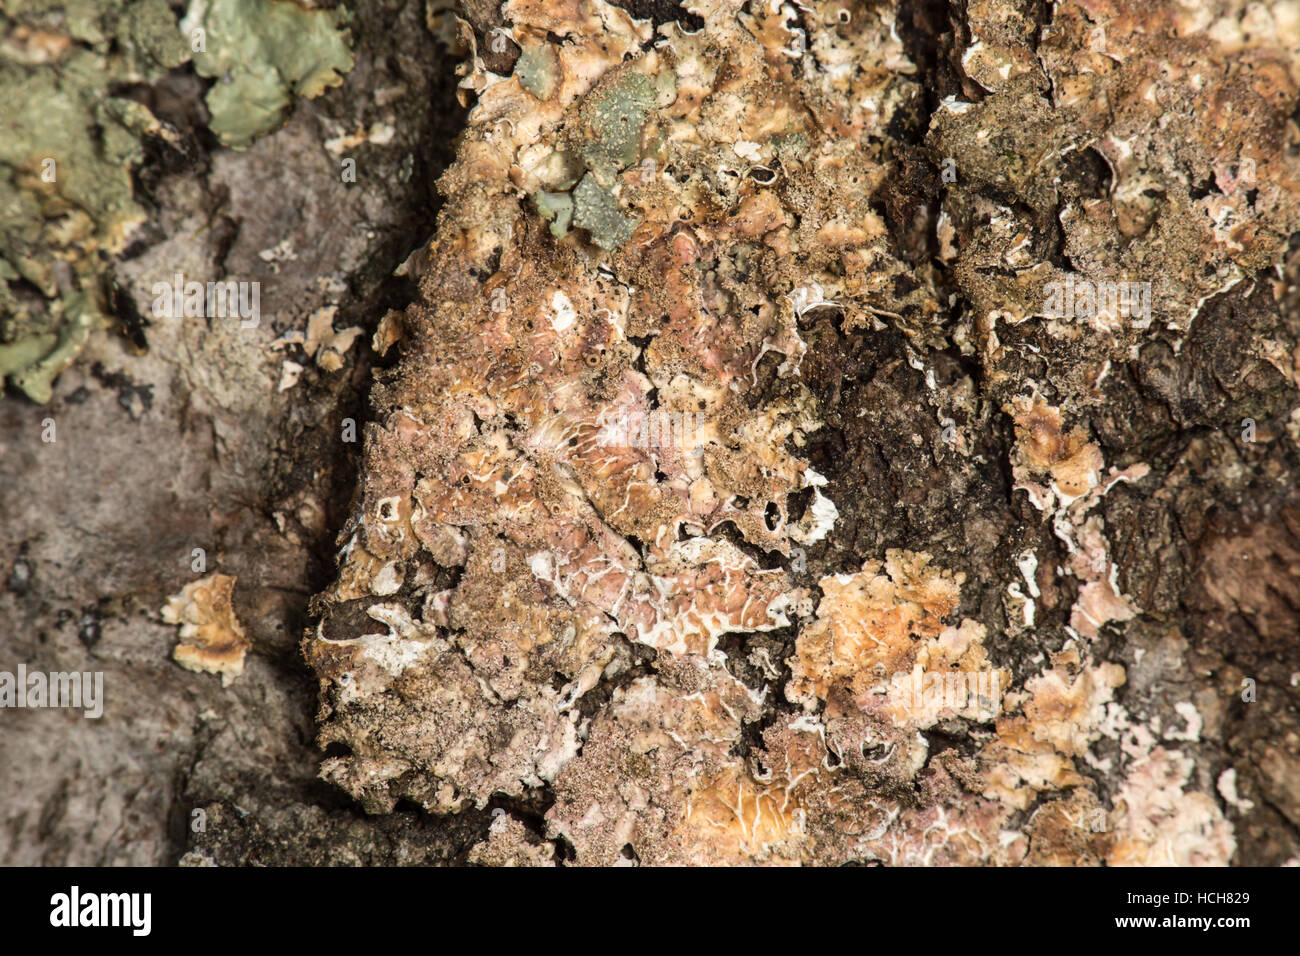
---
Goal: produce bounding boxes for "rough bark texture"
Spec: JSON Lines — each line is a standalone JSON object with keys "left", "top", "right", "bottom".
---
{"left": 2, "top": 0, "right": 1299, "bottom": 866}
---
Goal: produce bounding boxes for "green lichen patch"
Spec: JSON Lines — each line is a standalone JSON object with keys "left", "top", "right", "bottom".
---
{"left": 525, "top": 66, "right": 671, "bottom": 251}
{"left": 514, "top": 43, "right": 558, "bottom": 100}
{"left": 6, "top": 291, "right": 97, "bottom": 404}
{"left": 119, "top": 0, "right": 192, "bottom": 75}
{"left": 0, "top": 0, "right": 183, "bottom": 401}
{"left": 0, "top": 0, "right": 357, "bottom": 401}
{"left": 184, "top": 0, "right": 354, "bottom": 149}
{"left": 534, "top": 190, "right": 574, "bottom": 238}
{"left": 571, "top": 174, "right": 637, "bottom": 251}
{"left": 571, "top": 71, "right": 659, "bottom": 186}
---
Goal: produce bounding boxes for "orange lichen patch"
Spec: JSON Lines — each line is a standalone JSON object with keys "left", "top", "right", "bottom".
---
{"left": 726, "top": 191, "right": 790, "bottom": 239}
{"left": 1045, "top": 0, "right": 1300, "bottom": 258}
{"left": 1067, "top": 514, "right": 1139, "bottom": 638}
{"left": 330, "top": 543, "right": 395, "bottom": 602}
{"left": 304, "top": 0, "right": 1264, "bottom": 866}
{"left": 1006, "top": 392, "right": 1149, "bottom": 638}
{"left": 861, "top": 790, "right": 1026, "bottom": 866}
{"left": 311, "top": 604, "right": 586, "bottom": 814}
{"left": 980, "top": 648, "right": 1125, "bottom": 810}
{"left": 788, "top": 550, "right": 964, "bottom": 708}
{"left": 681, "top": 768, "right": 807, "bottom": 864}
{"left": 1050, "top": 464, "right": 1150, "bottom": 638}
{"left": 162, "top": 574, "right": 251, "bottom": 687}
{"left": 449, "top": 540, "right": 621, "bottom": 702}
{"left": 546, "top": 664, "right": 768, "bottom": 865}
{"left": 879, "top": 618, "right": 1010, "bottom": 727}
{"left": 1008, "top": 394, "right": 1103, "bottom": 500}
{"left": 935, "top": 0, "right": 1300, "bottom": 337}
{"left": 980, "top": 717, "right": 1087, "bottom": 812}
{"left": 674, "top": 710, "right": 916, "bottom": 865}
{"left": 1049, "top": 441, "right": 1105, "bottom": 501}
{"left": 756, "top": 717, "right": 906, "bottom": 858}
{"left": 614, "top": 540, "right": 799, "bottom": 656}
{"left": 1022, "top": 655, "right": 1126, "bottom": 756}
{"left": 1025, "top": 790, "right": 1113, "bottom": 866}
{"left": 1107, "top": 748, "right": 1236, "bottom": 866}
{"left": 306, "top": 602, "right": 437, "bottom": 685}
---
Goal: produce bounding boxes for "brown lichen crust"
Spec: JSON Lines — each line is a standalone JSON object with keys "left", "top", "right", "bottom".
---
{"left": 306, "top": 0, "right": 1300, "bottom": 864}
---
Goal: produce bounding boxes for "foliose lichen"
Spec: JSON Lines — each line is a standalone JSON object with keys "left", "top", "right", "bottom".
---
{"left": 0, "top": 0, "right": 355, "bottom": 401}
{"left": 182, "top": 0, "right": 355, "bottom": 150}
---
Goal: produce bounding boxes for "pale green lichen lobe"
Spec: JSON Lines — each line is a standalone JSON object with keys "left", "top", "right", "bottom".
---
{"left": 184, "top": 0, "right": 355, "bottom": 149}
{"left": 571, "top": 175, "right": 636, "bottom": 250}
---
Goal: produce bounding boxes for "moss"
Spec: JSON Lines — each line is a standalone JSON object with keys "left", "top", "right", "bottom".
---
{"left": 571, "top": 175, "right": 637, "bottom": 251}
{"left": 184, "top": 0, "right": 354, "bottom": 149}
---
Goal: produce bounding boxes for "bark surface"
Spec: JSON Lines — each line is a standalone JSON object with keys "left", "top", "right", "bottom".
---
{"left": 2, "top": 0, "right": 1298, "bottom": 866}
